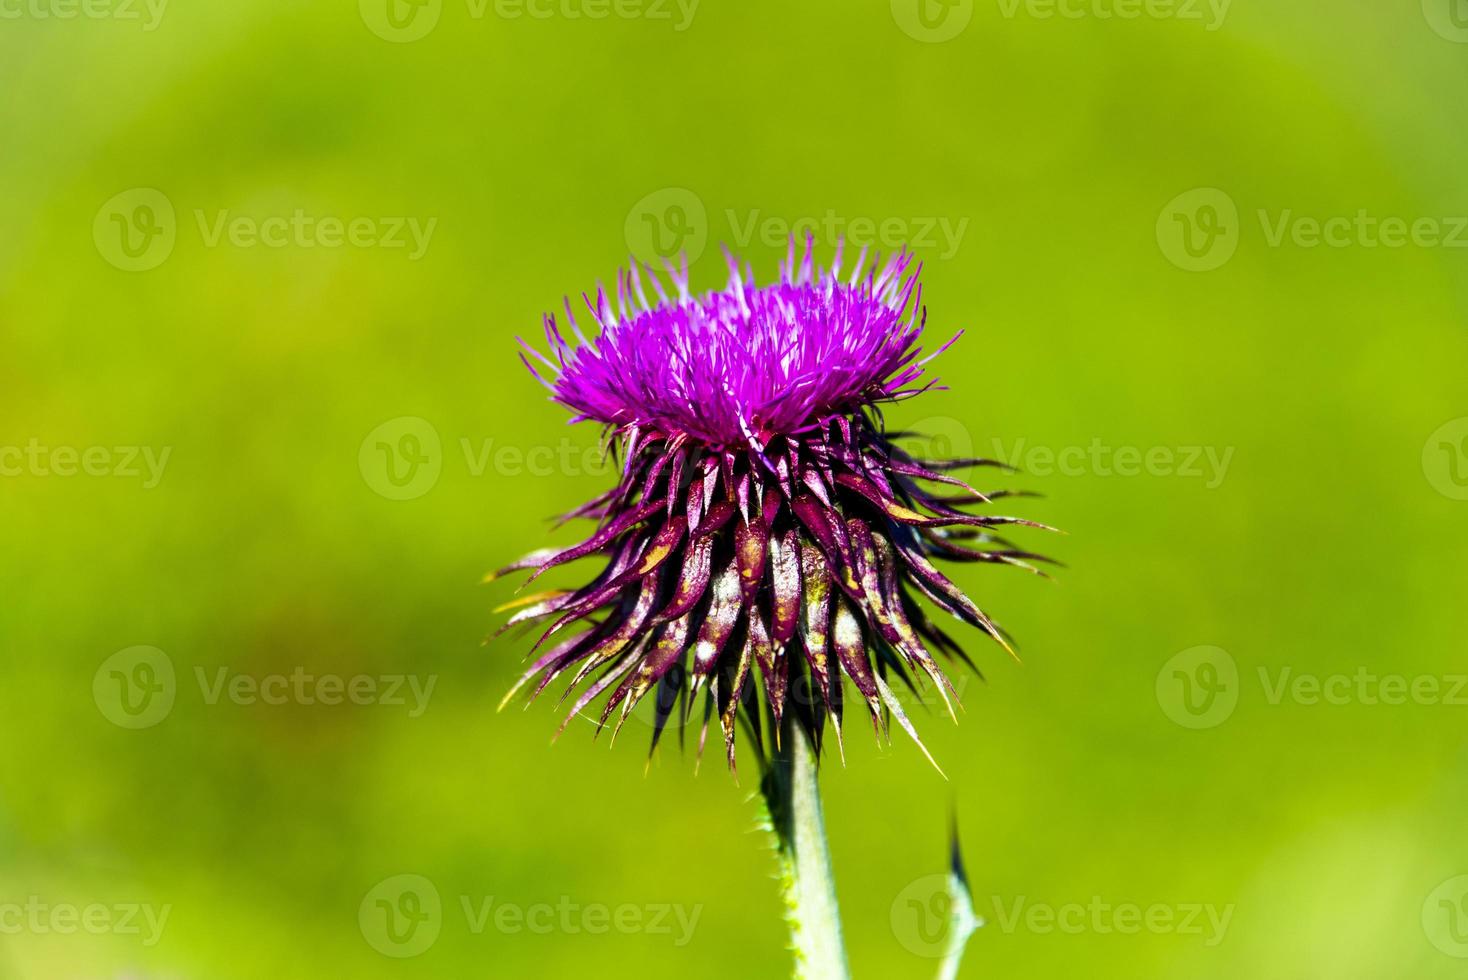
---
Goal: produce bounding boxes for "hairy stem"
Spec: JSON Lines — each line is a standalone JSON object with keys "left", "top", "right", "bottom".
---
{"left": 762, "top": 717, "right": 850, "bottom": 980}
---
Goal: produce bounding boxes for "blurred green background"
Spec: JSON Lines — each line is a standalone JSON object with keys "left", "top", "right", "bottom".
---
{"left": 4, "top": 1, "right": 1468, "bottom": 977}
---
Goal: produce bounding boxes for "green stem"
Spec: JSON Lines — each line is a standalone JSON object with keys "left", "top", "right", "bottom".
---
{"left": 761, "top": 717, "right": 850, "bottom": 980}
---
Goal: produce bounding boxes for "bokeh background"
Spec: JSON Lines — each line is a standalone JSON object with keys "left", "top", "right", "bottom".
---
{"left": 3, "top": 1, "right": 1468, "bottom": 977}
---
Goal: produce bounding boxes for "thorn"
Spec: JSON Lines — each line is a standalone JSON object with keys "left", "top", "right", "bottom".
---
{"left": 831, "top": 714, "right": 847, "bottom": 767}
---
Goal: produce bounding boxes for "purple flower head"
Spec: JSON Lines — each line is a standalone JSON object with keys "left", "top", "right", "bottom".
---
{"left": 497, "top": 237, "right": 1053, "bottom": 774}
{"left": 524, "top": 238, "right": 956, "bottom": 451}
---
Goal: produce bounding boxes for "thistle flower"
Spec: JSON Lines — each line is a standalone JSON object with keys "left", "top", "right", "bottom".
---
{"left": 495, "top": 237, "right": 1051, "bottom": 772}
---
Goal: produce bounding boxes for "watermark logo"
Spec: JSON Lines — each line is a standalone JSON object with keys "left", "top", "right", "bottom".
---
{"left": 94, "top": 189, "right": 176, "bottom": 272}
{"left": 624, "top": 190, "right": 970, "bottom": 267}
{"left": 359, "top": 878, "right": 701, "bottom": 954}
{"left": 1423, "top": 0, "right": 1468, "bottom": 42}
{"left": 891, "top": 873, "right": 972, "bottom": 957}
{"left": 94, "top": 653, "right": 435, "bottom": 723}
{"left": 93, "top": 646, "right": 176, "bottom": 729}
{"left": 1163, "top": 191, "right": 1468, "bottom": 271}
{"left": 1157, "top": 188, "right": 1239, "bottom": 272}
{"left": 1156, "top": 646, "right": 1238, "bottom": 729}
{"left": 1423, "top": 417, "right": 1468, "bottom": 500}
{"left": 95, "top": 191, "right": 436, "bottom": 270}
{"left": 360, "top": 417, "right": 443, "bottom": 500}
{"left": 626, "top": 187, "right": 707, "bottom": 269}
{"left": 898, "top": 416, "right": 976, "bottom": 468}
{"left": 360, "top": 0, "right": 442, "bottom": 41}
{"left": 1423, "top": 875, "right": 1468, "bottom": 957}
{"left": 361, "top": 421, "right": 614, "bottom": 499}
{"left": 887, "top": 421, "right": 1235, "bottom": 486}
{"left": 1160, "top": 654, "right": 1468, "bottom": 729}
{"left": 891, "top": 0, "right": 973, "bottom": 42}
{"left": 361, "top": 875, "right": 443, "bottom": 958}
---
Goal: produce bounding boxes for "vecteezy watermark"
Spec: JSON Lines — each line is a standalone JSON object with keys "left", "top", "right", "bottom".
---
{"left": 358, "top": 416, "right": 613, "bottom": 501}
{"left": 850, "top": 417, "right": 1235, "bottom": 486}
{"left": 93, "top": 188, "right": 436, "bottom": 271}
{"left": 359, "top": 875, "right": 703, "bottom": 958}
{"left": 985, "top": 896, "right": 1233, "bottom": 944}
{"left": 0, "top": 0, "right": 167, "bottom": 29}
{"left": 93, "top": 647, "right": 437, "bottom": 728}
{"left": 624, "top": 189, "right": 970, "bottom": 270}
{"left": 1423, "top": 417, "right": 1468, "bottom": 501}
{"left": 1256, "top": 210, "right": 1468, "bottom": 250}
{"left": 458, "top": 894, "right": 702, "bottom": 945}
{"left": 194, "top": 210, "right": 435, "bottom": 258}
{"left": 892, "top": 0, "right": 1229, "bottom": 42}
{"left": 1159, "top": 188, "right": 1468, "bottom": 272}
{"left": 990, "top": 437, "right": 1234, "bottom": 488}
{"left": 994, "top": 0, "right": 1231, "bottom": 29}
{"left": 358, "top": 0, "right": 698, "bottom": 42}
{"left": 0, "top": 898, "right": 171, "bottom": 947}
{"left": 194, "top": 667, "right": 436, "bottom": 717}
{"left": 1158, "top": 646, "right": 1468, "bottom": 730}
{"left": 724, "top": 209, "right": 968, "bottom": 262}
{"left": 492, "top": 0, "right": 697, "bottom": 29}
{"left": 1422, "top": 0, "right": 1468, "bottom": 43}
{"left": 1254, "top": 668, "right": 1468, "bottom": 708}
{"left": 0, "top": 440, "right": 171, "bottom": 488}
{"left": 892, "top": 879, "right": 1233, "bottom": 954}
{"left": 459, "top": 437, "right": 613, "bottom": 480}
{"left": 1423, "top": 875, "right": 1468, "bottom": 957}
